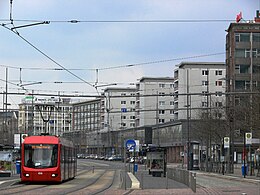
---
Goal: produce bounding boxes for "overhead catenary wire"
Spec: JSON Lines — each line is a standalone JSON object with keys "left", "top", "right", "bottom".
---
{"left": 0, "top": 19, "right": 236, "bottom": 23}
{"left": 0, "top": 24, "right": 95, "bottom": 90}
{"left": 0, "top": 52, "right": 225, "bottom": 71}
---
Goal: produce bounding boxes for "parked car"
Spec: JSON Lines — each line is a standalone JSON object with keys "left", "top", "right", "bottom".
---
{"left": 77, "top": 154, "right": 85, "bottom": 159}
{"left": 108, "top": 155, "right": 122, "bottom": 161}
{"left": 108, "top": 155, "right": 116, "bottom": 161}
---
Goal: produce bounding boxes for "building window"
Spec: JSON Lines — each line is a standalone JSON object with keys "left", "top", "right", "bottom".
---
{"left": 215, "top": 81, "right": 223, "bottom": 86}
{"left": 159, "top": 110, "right": 165, "bottom": 115}
{"left": 202, "top": 102, "right": 208, "bottom": 107}
{"left": 253, "top": 33, "right": 260, "bottom": 42}
{"left": 159, "top": 84, "right": 165, "bottom": 88}
{"left": 121, "top": 93, "right": 126, "bottom": 96}
{"left": 236, "top": 64, "right": 250, "bottom": 74}
{"left": 159, "top": 101, "right": 165, "bottom": 106}
{"left": 215, "top": 102, "right": 223, "bottom": 107}
{"left": 159, "top": 119, "right": 165, "bottom": 123}
{"left": 170, "top": 101, "right": 174, "bottom": 106}
{"left": 130, "top": 116, "right": 135, "bottom": 119}
{"left": 170, "top": 110, "right": 174, "bottom": 115}
{"left": 245, "top": 49, "right": 251, "bottom": 58}
{"left": 202, "top": 81, "right": 209, "bottom": 86}
{"left": 130, "top": 101, "right": 135, "bottom": 105}
{"left": 215, "top": 113, "right": 222, "bottom": 118}
{"left": 235, "top": 33, "right": 250, "bottom": 42}
{"left": 235, "top": 80, "right": 245, "bottom": 90}
{"left": 253, "top": 66, "right": 260, "bottom": 74}
{"left": 235, "top": 49, "right": 246, "bottom": 58}
{"left": 159, "top": 92, "right": 165, "bottom": 96}
{"left": 130, "top": 123, "right": 135, "bottom": 127}
{"left": 215, "top": 70, "right": 222, "bottom": 75}
{"left": 202, "top": 91, "right": 208, "bottom": 96}
{"left": 121, "top": 116, "right": 126, "bottom": 119}
{"left": 121, "top": 101, "right": 126, "bottom": 104}
{"left": 170, "top": 84, "right": 174, "bottom": 88}
{"left": 202, "top": 70, "right": 209, "bottom": 75}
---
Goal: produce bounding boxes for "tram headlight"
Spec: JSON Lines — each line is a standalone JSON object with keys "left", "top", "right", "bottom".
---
{"left": 51, "top": 173, "right": 58, "bottom": 177}
{"left": 24, "top": 173, "right": 30, "bottom": 177}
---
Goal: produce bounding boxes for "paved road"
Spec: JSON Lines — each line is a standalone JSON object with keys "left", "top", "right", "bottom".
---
{"left": 1, "top": 159, "right": 259, "bottom": 194}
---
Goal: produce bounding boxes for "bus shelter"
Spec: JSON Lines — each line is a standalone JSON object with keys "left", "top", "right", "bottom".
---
{"left": 146, "top": 146, "right": 167, "bottom": 177}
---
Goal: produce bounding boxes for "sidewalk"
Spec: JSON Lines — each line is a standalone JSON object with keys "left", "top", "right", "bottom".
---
{"left": 167, "top": 163, "right": 260, "bottom": 184}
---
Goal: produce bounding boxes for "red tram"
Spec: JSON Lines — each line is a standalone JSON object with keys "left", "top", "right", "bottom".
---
{"left": 21, "top": 135, "right": 77, "bottom": 182}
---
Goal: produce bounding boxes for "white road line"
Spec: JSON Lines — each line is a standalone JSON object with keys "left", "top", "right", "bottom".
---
{"left": 81, "top": 161, "right": 109, "bottom": 167}
{"left": 0, "top": 178, "right": 19, "bottom": 185}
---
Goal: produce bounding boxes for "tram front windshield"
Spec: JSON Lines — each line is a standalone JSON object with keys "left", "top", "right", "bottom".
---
{"left": 24, "top": 144, "right": 58, "bottom": 168}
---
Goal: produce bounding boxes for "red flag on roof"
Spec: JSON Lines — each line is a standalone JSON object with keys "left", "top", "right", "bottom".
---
{"left": 236, "top": 12, "right": 242, "bottom": 23}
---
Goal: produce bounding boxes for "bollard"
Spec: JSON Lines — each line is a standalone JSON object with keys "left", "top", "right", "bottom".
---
{"left": 124, "top": 164, "right": 127, "bottom": 190}
{"left": 166, "top": 171, "right": 168, "bottom": 189}
{"left": 141, "top": 172, "right": 143, "bottom": 190}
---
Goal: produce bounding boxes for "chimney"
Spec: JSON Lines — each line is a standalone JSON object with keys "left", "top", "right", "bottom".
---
{"left": 255, "top": 10, "right": 260, "bottom": 23}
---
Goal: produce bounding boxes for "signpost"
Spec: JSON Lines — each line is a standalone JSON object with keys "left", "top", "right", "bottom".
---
{"left": 125, "top": 139, "right": 138, "bottom": 174}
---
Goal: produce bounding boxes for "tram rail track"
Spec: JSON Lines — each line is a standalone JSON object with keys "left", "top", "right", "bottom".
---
{"left": 0, "top": 168, "right": 118, "bottom": 195}
{"left": 0, "top": 169, "right": 92, "bottom": 195}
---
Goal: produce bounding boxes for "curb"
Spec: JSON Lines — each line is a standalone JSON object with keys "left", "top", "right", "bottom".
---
{"left": 127, "top": 172, "right": 140, "bottom": 189}
{"left": 196, "top": 172, "right": 260, "bottom": 184}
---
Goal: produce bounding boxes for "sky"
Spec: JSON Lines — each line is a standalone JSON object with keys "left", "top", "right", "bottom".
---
{"left": 0, "top": 0, "right": 259, "bottom": 108}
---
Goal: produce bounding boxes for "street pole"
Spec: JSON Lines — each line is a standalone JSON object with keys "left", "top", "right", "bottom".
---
{"left": 249, "top": 32, "right": 253, "bottom": 176}
{"left": 186, "top": 69, "right": 190, "bottom": 170}
{"left": 124, "top": 139, "right": 127, "bottom": 190}
{"left": 243, "top": 132, "right": 246, "bottom": 178}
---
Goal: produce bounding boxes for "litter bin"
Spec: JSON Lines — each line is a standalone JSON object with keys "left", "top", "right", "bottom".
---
{"left": 16, "top": 160, "right": 21, "bottom": 174}
{"left": 241, "top": 165, "right": 247, "bottom": 176}
{"left": 134, "top": 164, "right": 138, "bottom": 172}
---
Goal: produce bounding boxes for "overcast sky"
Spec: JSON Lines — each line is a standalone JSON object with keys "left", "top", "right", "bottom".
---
{"left": 0, "top": 0, "right": 259, "bottom": 107}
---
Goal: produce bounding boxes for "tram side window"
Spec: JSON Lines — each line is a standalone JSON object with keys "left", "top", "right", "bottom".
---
{"left": 61, "top": 147, "right": 64, "bottom": 163}
{"left": 24, "top": 145, "right": 35, "bottom": 168}
{"left": 51, "top": 145, "right": 58, "bottom": 166}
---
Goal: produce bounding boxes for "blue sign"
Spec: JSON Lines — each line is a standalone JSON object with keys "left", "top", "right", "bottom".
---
{"left": 121, "top": 108, "right": 127, "bottom": 113}
{"left": 125, "top": 139, "right": 136, "bottom": 150}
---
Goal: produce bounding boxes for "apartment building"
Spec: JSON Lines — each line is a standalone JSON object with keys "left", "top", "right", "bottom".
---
{"left": 72, "top": 99, "right": 102, "bottom": 154}
{"left": 0, "top": 111, "right": 18, "bottom": 146}
{"left": 102, "top": 88, "right": 137, "bottom": 131}
{"left": 173, "top": 62, "right": 226, "bottom": 120}
{"left": 135, "top": 77, "right": 175, "bottom": 127}
{"left": 226, "top": 12, "right": 260, "bottom": 138}
{"left": 19, "top": 96, "right": 72, "bottom": 136}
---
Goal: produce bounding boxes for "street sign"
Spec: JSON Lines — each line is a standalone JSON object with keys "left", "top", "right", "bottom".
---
{"left": 125, "top": 139, "right": 136, "bottom": 151}
{"left": 224, "top": 137, "right": 230, "bottom": 148}
{"left": 121, "top": 108, "right": 127, "bottom": 113}
{"left": 245, "top": 132, "right": 252, "bottom": 145}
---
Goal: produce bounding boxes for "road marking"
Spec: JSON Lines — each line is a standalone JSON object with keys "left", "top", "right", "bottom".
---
{"left": 0, "top": 178, "right": 19, "bottom": 185}
{"left": 81, "top": 161, "right": 109, "bottom": 167}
